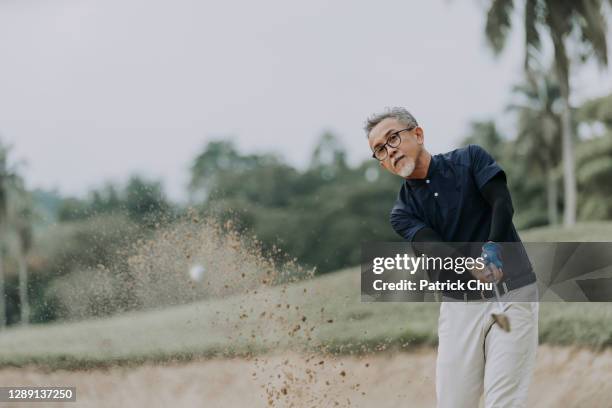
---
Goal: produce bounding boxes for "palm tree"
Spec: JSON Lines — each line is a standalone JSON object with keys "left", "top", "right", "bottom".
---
{"left": 484, "top": 0, "right": 609, "bottom": 226}
{"left": 575, "top": 93, "right": 612, "bottom": 219}
{"left": 13, "top": 188, "right": 33, "bottom": 325}
{"left": 0, "top": 145, "right": 8, "bottom": 329}
{"left": 508, "top": 67, "right": 562, "bottom": 225}
{"left": 0, "top": 141, "right": 24, "bottom": 328}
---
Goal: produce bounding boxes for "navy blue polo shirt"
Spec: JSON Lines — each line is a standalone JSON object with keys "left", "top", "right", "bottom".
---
{"left": 390, "top": 144, "right": 535, "bottom": 286}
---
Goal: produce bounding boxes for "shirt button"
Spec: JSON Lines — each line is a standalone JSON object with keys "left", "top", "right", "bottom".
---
{"left": 426, "top": 179, "right": 430, "bottom": 184}
{"left": 434, "top": 192, "right": 439, "bottom": 197}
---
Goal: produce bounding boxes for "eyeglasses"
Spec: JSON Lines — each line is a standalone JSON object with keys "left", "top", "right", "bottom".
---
{"left": 371, "top": 127, "right": 415, "bottom": 161}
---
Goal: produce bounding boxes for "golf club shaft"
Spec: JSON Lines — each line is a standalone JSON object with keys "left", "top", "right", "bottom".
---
{"left": 486, "top": 269, "right": 506, "bottom": 313}
{"left": 492, "top": 281, "right": 505, "bottom": 313}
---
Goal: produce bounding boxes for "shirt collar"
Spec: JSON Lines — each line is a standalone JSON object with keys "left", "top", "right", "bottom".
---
{"left": 405, "top": 154, "right": 439, "bottom": 188}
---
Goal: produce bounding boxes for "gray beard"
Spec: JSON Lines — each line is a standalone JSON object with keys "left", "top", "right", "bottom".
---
{"left": 398, "top": 160, "right": 416, "bottom": 178}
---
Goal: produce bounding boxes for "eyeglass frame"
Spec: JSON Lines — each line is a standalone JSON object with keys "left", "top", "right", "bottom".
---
{"left": 371, "top": 126, "right": 416, "bottom": 161}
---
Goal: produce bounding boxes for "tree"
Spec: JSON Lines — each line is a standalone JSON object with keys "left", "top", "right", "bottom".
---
{"left": 0, "top": 144, "right": 7, "bottom": 329}
{"left": 124, "top": 176, "right": 170, "bottom": 226}
{"left": 0, "top": 142, "right": 34, "bottom": 327}
{"left": 309, "top": 131, "right": 348, "bottom": 181}
{"left": 0, "top": 141, "right": 21, "bottom": 328}
{"left": 578, "top": 92, "right": 612, "bottom": 127}
{"left": 575, "top": 132, "right": 612, "bottom": 219}
{"left": 10, "top": 182, "right": 34, "bottom": 325}
{"left": 461, "top": 120, "right": 506, "bottom": 159}
{"left": 508, "top": 67, "right": 563, "bottom": 225}
{"left": 16, "top": 210, "right": 32, "bottom": 325}
{"left": 90, "top": 183, "right": 122, "bottom": 215}
{"left": 189, "top": 141, "right": 260, "bottom": 201}
{"left": 575, "top": 92, "right": 612, "bottom": 219}
{"left": 14, "top": 183, "right": 33, "bottom": 325}
{"left": 484, "top": 0, "right": 609, "bottom": 226}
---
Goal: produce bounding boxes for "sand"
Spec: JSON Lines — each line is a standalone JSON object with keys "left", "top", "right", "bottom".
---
{"left": 0, "top": 345, "right": 610, "bottom": 407}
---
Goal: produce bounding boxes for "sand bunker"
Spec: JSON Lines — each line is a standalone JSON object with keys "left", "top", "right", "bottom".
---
{"left": 0, "top": 345, "right": 610, "bottom": 408}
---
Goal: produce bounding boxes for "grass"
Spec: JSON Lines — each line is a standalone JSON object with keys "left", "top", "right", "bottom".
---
{"left": 520, "top": 221, "right": 612, "bottom": 242}
{"left": 1, "top": 222, "right": 611, "bottom": 370}
{"left": 0, "top": 268, "right": 440, "bottom": 370}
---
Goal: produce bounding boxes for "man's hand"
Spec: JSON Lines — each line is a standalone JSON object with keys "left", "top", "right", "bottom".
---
{"left": 470, "top": 262, "right": 503, "bottom": 284}
{"left": 475, "top": 241, "right": 504, "bottom": 283}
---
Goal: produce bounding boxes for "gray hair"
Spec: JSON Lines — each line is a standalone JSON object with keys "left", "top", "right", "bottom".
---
{"left": 364, "top": 107, "right": 419, "bottom": 138}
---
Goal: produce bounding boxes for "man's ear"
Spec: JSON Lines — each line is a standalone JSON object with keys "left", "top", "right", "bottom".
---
{"left": 415, "top": 127, "right": 425, "bottom": 145}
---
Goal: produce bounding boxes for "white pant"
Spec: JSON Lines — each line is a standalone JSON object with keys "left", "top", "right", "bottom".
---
{"left": 436, "top": 283, "right": 539, "bottom": 408}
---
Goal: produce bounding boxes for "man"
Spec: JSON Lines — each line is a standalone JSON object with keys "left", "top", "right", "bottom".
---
{"left": 365, "top": 107, "right": 539, "bottom": 408}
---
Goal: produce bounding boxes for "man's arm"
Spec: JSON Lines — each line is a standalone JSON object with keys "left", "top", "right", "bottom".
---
{"left": 470, "top": 173, "right": 514, "bottom": 282}
{"left": 468, "top": 144, "right": 514, "bottom": 242}
{"left": 480, "top": 173, "right": 514, "bottom": 242}
{"left": 411, "top": 228, "right": 462, "bottom": 283}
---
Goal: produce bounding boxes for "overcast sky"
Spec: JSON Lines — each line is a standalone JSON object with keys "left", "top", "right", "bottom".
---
{"left": 1, "top": 0, "right": 610, "bottom": 202}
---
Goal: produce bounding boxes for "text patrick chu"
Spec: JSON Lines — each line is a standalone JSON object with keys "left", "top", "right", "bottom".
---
{"left": 371, "top": 254, "right": 495, "bottom": 292}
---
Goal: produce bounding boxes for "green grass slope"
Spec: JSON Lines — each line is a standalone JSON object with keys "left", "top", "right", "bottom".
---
{"left": 1, "top": 222, "right": 611, "bottom": 370}
{"left": 520, "top": 221, "right": 612, "bottom": 241}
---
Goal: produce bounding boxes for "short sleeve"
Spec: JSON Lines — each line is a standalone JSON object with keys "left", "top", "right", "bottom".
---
{"left": 390, "top": 194, "right": 428, "bottom": 242}
{"left": 468, "top": 144, "right": 505, "bottom": 190}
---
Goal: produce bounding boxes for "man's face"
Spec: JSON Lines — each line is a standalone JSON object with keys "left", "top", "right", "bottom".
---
{"left": 368, "top": 117, "right": 424, "bottom": 178}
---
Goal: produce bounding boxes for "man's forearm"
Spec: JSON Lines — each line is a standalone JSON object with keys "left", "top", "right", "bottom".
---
{"left": 411, "top": 227, "right": 463, "bottom": 282}
{"left": 480, "top": 175, "right": 514, "bottom": 242}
